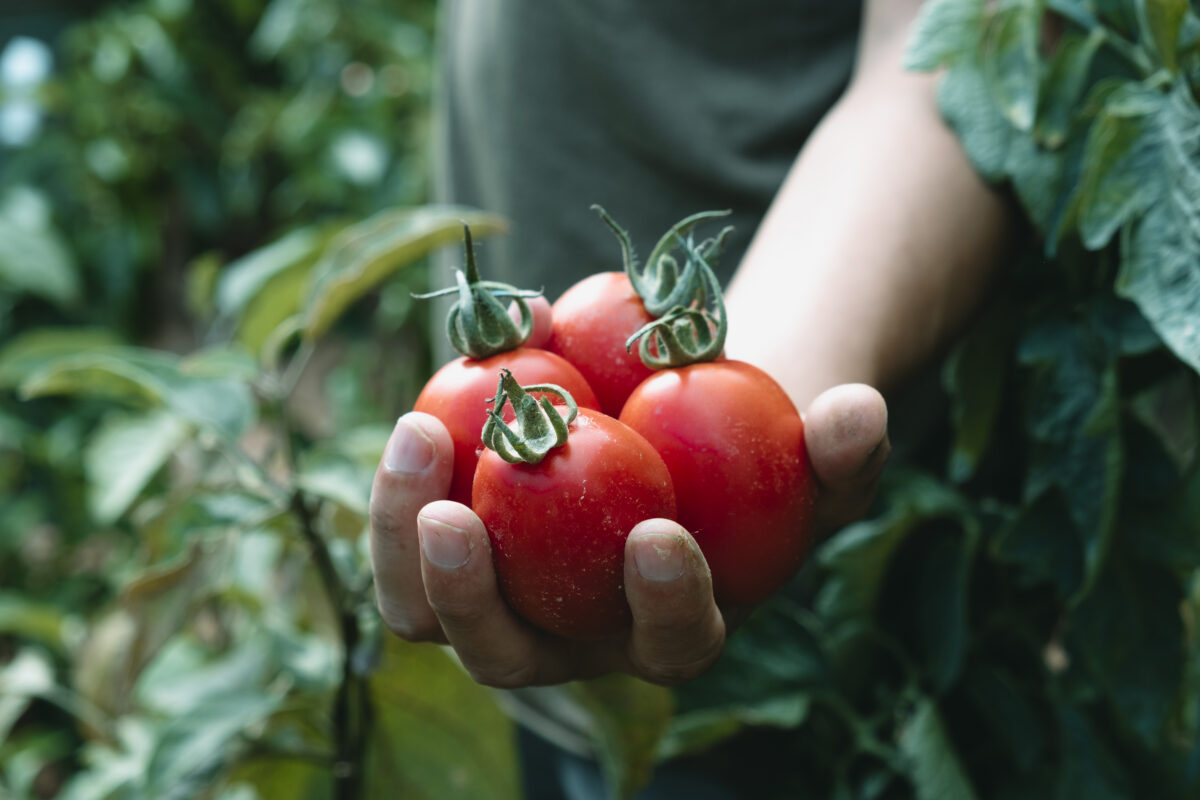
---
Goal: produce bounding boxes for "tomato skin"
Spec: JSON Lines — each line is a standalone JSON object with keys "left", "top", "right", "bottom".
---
{"left": 472, "top": 408, "right": 675, "bottom": 639}
{"left": 618, "top": 361, "right": 815, "bottom": 608}
{"left": 546, "top": 272, "right": 656, "bottom": 417}
{"left": 413, "top": 349, "right": 599, "bottom": 507}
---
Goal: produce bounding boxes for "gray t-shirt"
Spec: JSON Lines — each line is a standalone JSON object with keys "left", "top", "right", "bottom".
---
{"left": 433, "top": 0, "right": 861, "bottom": 294}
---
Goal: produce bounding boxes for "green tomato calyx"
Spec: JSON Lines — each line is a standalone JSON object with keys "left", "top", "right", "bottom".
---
{"left": 481, "top": 369, "right": 579, "bottom": 464}
{"left": 413, "top": 223, "right": 542, "bottom": 359}
{"left": 592, "top": 205, "right": 733, "bottom": 318}
{"left": 625, "top": 232, "right": 727, "bottom": 368}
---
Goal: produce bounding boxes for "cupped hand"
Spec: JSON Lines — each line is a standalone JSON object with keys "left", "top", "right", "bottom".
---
{"left": 368, "top": 383, "right": 888, "bottom": 688}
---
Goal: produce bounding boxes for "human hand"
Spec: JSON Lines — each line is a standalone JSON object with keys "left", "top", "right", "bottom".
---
{"left": 368, "top": 383, "right": 888, "bottom": 688}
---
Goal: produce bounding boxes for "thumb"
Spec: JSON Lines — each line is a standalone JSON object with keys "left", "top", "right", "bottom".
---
{"left": 803, "top": 383, "right": 890, "bottom": 537}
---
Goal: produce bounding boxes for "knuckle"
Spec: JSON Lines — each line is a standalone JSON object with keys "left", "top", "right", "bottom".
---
{"left": 634, "top": 633, "right": 725, "bottom": 687}
{"left": 368, "top": 498, "right": 410, "bottom": 538}
{"left": 378, "top": 600, "right": 441, "bottom": 643}
{"left": 467, "top": 659, "right": 540, "bottom": 689}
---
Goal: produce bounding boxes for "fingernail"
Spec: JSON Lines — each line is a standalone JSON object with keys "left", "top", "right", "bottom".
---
{"left": 632, "top": 533, "right": 686, "bottom": 582}
{"left": 419, "top": 517, "right": 472, "bottom": 569}
{"left": 385, "top": 415, "right": 435, "bottom": 474}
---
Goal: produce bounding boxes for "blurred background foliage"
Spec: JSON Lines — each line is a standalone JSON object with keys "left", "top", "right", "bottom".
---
{"left": 0, "top": 1, "right": 525, "bottom": 798}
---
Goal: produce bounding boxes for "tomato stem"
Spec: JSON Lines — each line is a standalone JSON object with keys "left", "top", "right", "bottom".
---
{"left": 625, "top": 233, "right": 728, "bottom": 368}
{"left": 412, "top": 223, "right": 543, "bottom": 359}
{"left": 592, "top": 204, "right": 733, "bottom": 317}
{"left": 481, "top": 369, "right": 578, "bottom": 464}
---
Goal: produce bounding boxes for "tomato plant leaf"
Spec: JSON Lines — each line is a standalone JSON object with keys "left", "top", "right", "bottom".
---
{"left": 569, "top": 674, "right": 675, "bottom": 800}
{"left": 1138, "top": 0, "right": 1189, "bottom": 72}
{"left": 1036, "top": 29, "right": 1107, "bottom": 147}
{"left": 1019, "top": 314, "right": 1123, "bottom": 602}
{"left": 897, "top": 697, "right": 981, "bottom": 800}
{"left": 943, "top": 303, "right": 1014, "bottom": 482}
{"left": 366, "top": 634, "right": 520, "bottom": 800}
{"left": 983, "top": 0, "right": 1044, "bottom": 132}
{"left": 1115, "top": 81, "right": 1200, "bottom": 375}
{"left": 904, "top": 0, "right": 986, "bottom": 70}
{"left": 1068, "top": 555, "right": 1185, "bottom": 745}
{"left": 18, "top": 347, "right": 256, "bottom": 441}
{"left": 300, "top": 205, "right": 505, "bottom": 342}
{"left": 1055, "top": 706, "right": 1133, "bottom": 798}
{"left": 84, "top": 409, "right": 189, "bottom": 525}
{"left": 1075, "top": 83, "right": 1166, "bottom": 249}
{"left": 939, "top": 54, "right": 1017, "bottom": 179}
{"left": 879, "top": 519, "right": 979, "bottom": 694}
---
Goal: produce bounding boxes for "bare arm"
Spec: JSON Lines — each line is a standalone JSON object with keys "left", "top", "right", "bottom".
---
{"left": 725, "top": 0, "right": 1013, "bottom": 410}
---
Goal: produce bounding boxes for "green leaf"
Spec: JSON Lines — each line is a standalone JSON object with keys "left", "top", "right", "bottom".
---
{"left": 665, "top": 599, "right": 823, "bottom": 758}
{"left": 897, "top": 697, "right": 980, "bottom": 800}
{"left": 983, "top": 0, "right": 1044, "bottom": 132}
{"left": 216, "top": 226, "right": 333, "bottom": 318}
{"left": 0, "top": 187, "right": 80, "bottom": 307}
{"left": 1019, "top": 313, "right": 1123, "bottom": 601}
{"left": 1036, "top": 29, "right": 1107, "bottom": 147}
{"left": 1068, "top": 556, "right": 1184, "bottom": 745}
{"left": 19, "top": 347, "right": 256, "bottom": 440}
{"left": 1075, "top": 83, "right": 1166, "bottom": 250}
{"left": 994, "top": 490, "right": 1085, "bottom": 598}
{"left": 366, "top": 635, "right": 520, "bottom": 800}
{"left": 74, "top": 545, "right": 216, "bottom": 719}
{"left": 136, "top": 635, "right": 276, "bottom": 716}
{"left": 879, "top": 519, "right": 979, "bottom": 693}
{"left": 0, "top": 327, "right": 121, "bottom": 389}
{"left": 943, "top": 303, "right": 1014, "bottom": 482}
{"left": 143, "top": 691, "right": 280, "bottom": 800}
{"left": 1116, "top": 82, "right": 1200, "bottom": 374}
{"left": 904, "top": 0, "right": 987, "bottom": 70}
{"left": 85, "top": 409, "right": 190, "bottom": 525}
{"left": 1139, "top": 0, "right": 1189, "bottom": 72}
{"left": 300, "top": 205, "right": 506, "bottom": 342}
{"left": 569, "top": 675, "right": 675, "bottom": 799}
{"left": 215, "top": 224, "right": 343, "bottom": 357}
{"left": 818, "top": 472, "right": 969, "bottom": 624}
{"left": 1055, "top": 706, "right": 1133, "bottom": 799}
{"left": 961, "top": 665, "right": 1047, "bottom": 771}
{"left": 0, "top": 593, "right": 84, "bottom": 654}
{"left": 939, "top": 53, "right": 1017, "bottom": 180}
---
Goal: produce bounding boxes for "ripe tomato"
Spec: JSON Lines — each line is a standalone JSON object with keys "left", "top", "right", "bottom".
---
{"left": 545, "top": 272, "right": 656, "bottom": 416}
{"left": 413, "top": 350, "right": 599, "bottom": 506}
{"left": 472, "top": 407, "right": 675, "bottom": 639}
{"left": 619, "top": 360, "right": 815, "bottom": 608}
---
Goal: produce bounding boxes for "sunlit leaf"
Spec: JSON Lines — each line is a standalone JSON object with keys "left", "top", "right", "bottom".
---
{"left": 300, "top": 205, "right": 506, "bottom": 342}
{"left": 19, "top": 347, "right": 256, "bottom": 440}
{"left": 0, "top": 327, "right": 121, "bottom": 389}
{"left": 85, "top": 409, "right": 190, "bottom": 525}
{"left": 1139, "top": 0, "right": 1189, "bottom": 72}
{"left": 366, "top": 635, "right": 519, "bottom": 800}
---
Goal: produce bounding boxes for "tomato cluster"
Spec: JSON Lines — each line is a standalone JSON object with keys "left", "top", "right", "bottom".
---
{"left": 411, "top": 212, "right": 815, "bottom": 639}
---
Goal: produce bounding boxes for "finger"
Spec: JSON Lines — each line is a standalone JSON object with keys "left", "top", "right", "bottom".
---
{"left": 803, "top": 383, "right": 890, "bottom": 536}
{"left": 369, "top": 412, "right": 453, "bottom": 642}
{"left": 417, "top": 500, "right": 578, "bottom": 688}
{"left": 622, "top": 519, "right": 726, "bottom": 685}
{"left": 508, "top": 295, "right": 553, "bottom": 349}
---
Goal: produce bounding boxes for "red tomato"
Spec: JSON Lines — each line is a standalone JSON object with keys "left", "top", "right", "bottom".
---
{"left": 414, "top": 349, "right": 599, "bottom": 506}
{"left": 619, "top": 360, "right": 815, "bottom": 608}
{"left": 545, "top": 272, "right": 656, "bottom": 416}
{"left": 472, "top": 408, "right": 675, "bottom": 639}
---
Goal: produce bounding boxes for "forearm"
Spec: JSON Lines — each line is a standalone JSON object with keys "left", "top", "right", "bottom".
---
{"left": 724, "top": 13, "right": 1013, "bottom": 410}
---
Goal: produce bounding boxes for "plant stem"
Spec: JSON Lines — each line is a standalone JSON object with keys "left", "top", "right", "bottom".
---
{"left": 291, "top": 490, "right": 368, "bottom": 799}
